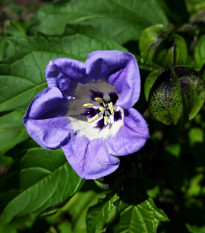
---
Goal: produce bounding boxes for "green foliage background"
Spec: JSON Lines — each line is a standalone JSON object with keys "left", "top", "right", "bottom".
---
{"left": 0, "top": 0, "right": 205, "bottom": 232}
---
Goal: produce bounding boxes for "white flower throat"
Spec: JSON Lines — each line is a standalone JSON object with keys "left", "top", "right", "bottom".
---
{"left": 68, "top": 81, "right": 124, "bottom": 140}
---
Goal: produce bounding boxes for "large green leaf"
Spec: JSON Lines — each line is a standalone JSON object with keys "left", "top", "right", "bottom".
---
{"left": 32, "top": 0, "right": 168, "bottom": 43}
{"left": 0, "top": 111, "right": 29, "bottom": 155}
{"left": 0, "top": 26, "right": 125, "bottom": 112}
{"left": 113, "top": 198, "right": 169, "bottom": 233}
{"left": 0, "top": 148, "right": 84, "bottom": 222}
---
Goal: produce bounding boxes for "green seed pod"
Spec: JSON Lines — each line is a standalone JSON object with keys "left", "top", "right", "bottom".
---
{"left": 139, "top": 24, "right": 187, "bottom": 67}
{"left": 144, "top": 66, "right": 205, "bottom": 125}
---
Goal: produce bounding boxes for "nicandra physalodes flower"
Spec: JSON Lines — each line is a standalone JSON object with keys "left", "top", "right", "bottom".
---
{"left": 23, "top": 50, "right": 149, "bottom": 179}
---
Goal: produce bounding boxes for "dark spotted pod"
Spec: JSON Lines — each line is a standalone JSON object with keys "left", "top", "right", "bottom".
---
{"left": 144, "top": 66, "right": 205, "bottom": 125}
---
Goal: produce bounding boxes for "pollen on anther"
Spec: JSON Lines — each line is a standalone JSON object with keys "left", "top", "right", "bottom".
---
{"left": 104, "top": 116, "right": 109, "bottom": 126}
{"left": 99, "top": 106, "right": 105, "bottom": 112}
{"left": 88, "top": 114, "right": 100, "bottom": 123}
{"left": 83, "top": 103, "right": 94, "bottom": 108}
{"left": 108, "top": 102, "right": 114, "bottom": 115}
{"left": 94, "top": 97, "right": 103, "bottom": 103}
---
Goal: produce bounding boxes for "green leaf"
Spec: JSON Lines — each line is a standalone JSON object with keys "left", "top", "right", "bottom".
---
{"left": 186, "top": 224, "right": 205, "bottom": 233}
{"left": 0, "top": 36, "right": 7, "bottom": 61}
{"left": 0, "top": 148, "right": 84, "bottom": 222}
{"left": 9, "top": 19, "right": 26, "bottom": 37}
{"left": 0, "top": 155, "right": 13, "bottom": 166}
{"left": 47, "top": 184, "right": 105, "bottom": 233}
{"left": 195, "top": 35, "right": 205, "bottom": 70}
{"left": 65, "top": 190, "right": 103, "bottom": 233}
{"left": 87, "top": 192, "right": 168, "bottom": 233}
{"left": 189, "top": 128, "right": 204, "bottom": 147}
{"left": 32, "top": 0, "right": 168, "bottom": 43}
{"left": 0, "top": 26, "right": 125, "bottom": 112}
{"left": 0, "top": 111, "right": 29, "bottom": 155}
{"left": 187, "top": 173, "right": 204, "bottom": 197}
{"left": 113, "top": 198, "right": 169, "bottom": 233}
{"left": 86, "top": 194, "right": 119, "bottom": 233}
{"left": 0, "top": 215, "right": 35, "bottom": 233}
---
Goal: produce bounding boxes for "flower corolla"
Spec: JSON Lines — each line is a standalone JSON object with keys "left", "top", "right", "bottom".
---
{"left": 23, "top": 50, "right": 149, "bottom": 179}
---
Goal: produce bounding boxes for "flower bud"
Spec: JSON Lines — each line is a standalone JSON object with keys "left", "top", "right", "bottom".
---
{"left": 139, "top": 25, "right": 187, "bottom": 67}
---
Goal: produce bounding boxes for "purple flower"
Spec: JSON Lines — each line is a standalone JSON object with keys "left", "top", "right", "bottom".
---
{"left": 23, "top": 50, "right": 149, "bottom": 179}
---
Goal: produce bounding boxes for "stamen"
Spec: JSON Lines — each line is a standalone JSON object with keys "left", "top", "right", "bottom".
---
{"left": 83, "top": 103, "right": 94, "bottom": 108}
{"left": 104, "top": 116, "right": 109, "bottom": 126}
{"left": 94, "top": 97, "right": 103, "bottom": 103}
{"left": 99, "top": 106, "right": 105, "bottom": 112}
{"left": 83, "top": 90, "right": 121, "bottom": 130}
{"left": 108, "top": 102, "right": 114, "bottom": 115}
{"left": 88, "top": 114, "right": 100, "bottom": 123}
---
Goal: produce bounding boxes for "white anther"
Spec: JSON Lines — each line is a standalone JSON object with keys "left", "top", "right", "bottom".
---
{"left": 104, "top": 116, "right": 109, "bottom": 126}
{"left": 94, "top": 97, "right": 104, "bottom": 103}
{"left": 88, "top": 114, "right": 99, "bottom": 123}
{"left": 108, "top": 102, "right": 114, "bottom": 115}
{"left": 99, "top": 106, "right": 105, "bottom": 112}
{"left": 83, "top": 103, "right": 94, "bottom": 108}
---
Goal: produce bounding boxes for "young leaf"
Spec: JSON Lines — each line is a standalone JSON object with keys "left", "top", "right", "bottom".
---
{"left": 86, "top": 194, "right": 119, "bottom": 233}
{"left": 0, "top": 148, "right": 84, "bottom": 222}
{"left": 112, "top": 198, "right": 169, "bottom": 233}
{"left": 87, "top": 191, "right": 168, "bottom": 233}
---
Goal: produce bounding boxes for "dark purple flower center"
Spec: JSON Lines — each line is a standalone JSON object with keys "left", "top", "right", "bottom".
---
{"left": 83, "top": 90, "right": 122, "bottom": 130}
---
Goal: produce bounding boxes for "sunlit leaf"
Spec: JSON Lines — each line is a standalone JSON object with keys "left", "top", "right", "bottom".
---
{"left": 113, "top": 198, "right": 169, "bottom": 233}
{"left": 86, "top": 194, "right": 119, "bottom": 233}
{"left": 32, "top": 0, "right": 168, "bottom": 43}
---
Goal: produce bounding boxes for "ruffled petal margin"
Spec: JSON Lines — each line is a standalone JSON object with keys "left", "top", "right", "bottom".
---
{"left": 106, "top": 108, "right": 149, "bottom": 156}
{"left": 23, "top": 87, "right": 71, "bottom": 150}
{"left": 86, "top": 50, "right": 141, "bottom": 109}
{"left": 45, "top": 58, "right": 86, "bottom": 96}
